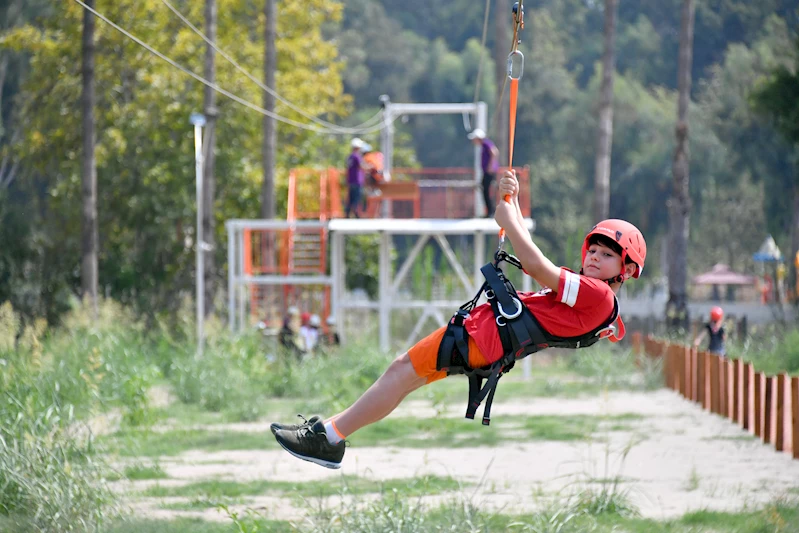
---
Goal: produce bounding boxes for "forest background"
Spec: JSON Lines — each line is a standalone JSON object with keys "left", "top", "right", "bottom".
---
{"left": 0, "top": 0, "right": 797, "bottom": 325}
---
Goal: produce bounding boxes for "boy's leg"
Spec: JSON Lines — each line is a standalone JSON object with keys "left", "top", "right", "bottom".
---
{"left": 330, "top": 352, "right": 427, "bottom": 436}
{"left": 273, "top": 326, "right": 448, "bottom": 468}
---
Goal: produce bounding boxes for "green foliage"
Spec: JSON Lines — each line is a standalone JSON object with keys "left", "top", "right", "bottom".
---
{"left": 0, "top": 299, "right": 169, "bottom": 530}
{"left": 1, "top": 0, "right": 349, "bottom": 323}
{"left": 343, "top": 234, "right": 384, "bottom": 300}
{"left": 165, "top": 317, "right": 393, "bottom": 418}
{"left": 729, "top": 325, "right": 799, "bottom": 375}
{"left": 0, "top": 413, "right": 115, "bottom": 533}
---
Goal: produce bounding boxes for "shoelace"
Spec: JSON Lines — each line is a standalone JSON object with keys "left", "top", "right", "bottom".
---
{"left": 295, "top": 425, "right": 325, "bottom": 452}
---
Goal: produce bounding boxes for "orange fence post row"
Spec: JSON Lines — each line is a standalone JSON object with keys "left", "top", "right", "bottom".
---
{"left": 640, "top": 335, "right": 798, "bottom": 461}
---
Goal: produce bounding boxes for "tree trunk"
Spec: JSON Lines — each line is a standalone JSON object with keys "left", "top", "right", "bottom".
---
{"left": 493, "top": 0, "right": 509, "bottom": 163}
{"left": 202, "top": 0, "right": 218, "bottom": 317}
{"left": 592, "top": 0, "right": 617, "bottom": 224}
{"left": 260, "top": 0, "right": 277, "bottom": 220}
{"left": 666, "top": 0, "right": 695, "bottom": 332}
{"left": 81, "top": 0, "right": 98, "bottom": 315}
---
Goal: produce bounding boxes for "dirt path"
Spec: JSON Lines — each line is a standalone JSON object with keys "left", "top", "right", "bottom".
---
{"left": 122, "top": 389, "right": 799, "bottom": 523}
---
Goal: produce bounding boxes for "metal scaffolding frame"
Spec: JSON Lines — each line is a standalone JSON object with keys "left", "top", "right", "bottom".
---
{"left": 227, "top": 218, "right": 536, "bottom": 380}
{"left": 379, "top": 97, "right": 488, "bottom": 217}
{"left": 328, "top": 218, "right": 535, "bottom": 353}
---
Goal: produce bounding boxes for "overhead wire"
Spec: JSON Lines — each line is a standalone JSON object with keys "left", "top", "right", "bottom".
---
{"left": 158, "top": 0, "right": 383, "bottom": 134}
{"left": 71, "top": 0, "right": 392, "bottom": 135}
{"left": 472, "top": 0, "right": 492, "bottom": 105}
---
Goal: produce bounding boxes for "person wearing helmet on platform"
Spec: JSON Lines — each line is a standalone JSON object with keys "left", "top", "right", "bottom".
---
{"left": 271, "top": 169, "right": 646, "bottom": 469}
{"left": 345, "top": 138, "right": 373, "bottom": 219}
{"left": 468, "top": 128, "right": 500, "bottom": 217}
{"left": 693, "top": 306, "right": 726, "bottom": 356}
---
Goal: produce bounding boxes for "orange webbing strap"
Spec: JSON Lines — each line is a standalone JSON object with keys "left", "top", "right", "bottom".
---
{"left": 498, "top": 2, "right": 524, "bottom": 245}
{"left": 508, "top": 77, "right": 519, "bottom": 183}
{"left": 499, "top": 78, "right": 519, "bottom": 242}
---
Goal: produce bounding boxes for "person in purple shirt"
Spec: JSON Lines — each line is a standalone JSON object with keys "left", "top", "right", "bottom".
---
{"left": 345, "top": 138, "right": 371, "bottom": 218}
{"left": 468, "top": 128, "right": 500, "bottom": 217}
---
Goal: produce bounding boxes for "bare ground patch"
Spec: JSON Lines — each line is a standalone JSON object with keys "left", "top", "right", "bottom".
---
{"left": 115, "top": 389, "right": 799, "bottom": 523}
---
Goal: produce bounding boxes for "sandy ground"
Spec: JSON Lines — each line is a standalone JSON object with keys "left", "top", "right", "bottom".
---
{"left": 119, "top": 388, "right": 799, "bottom": 524}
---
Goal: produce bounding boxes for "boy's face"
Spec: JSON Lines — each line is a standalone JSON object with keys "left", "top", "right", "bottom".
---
{"left": 582, "top": 242, "right": 624, "bottom": 280}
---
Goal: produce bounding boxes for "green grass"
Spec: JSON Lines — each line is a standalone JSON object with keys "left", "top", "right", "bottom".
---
{"left": 99, "top": 494, "right": 799, "bottom": 533}
{"left": 701, "top": 434, "right": 758, "bottom": 442}
{"left": 159, "top": 498, "right": 241, "bottom": 511}
{"left": 143, "top": 474, "right": 464, "bottom": 500}
{"left": 348, "top": 413, "right": 644, "bottom": 448}
{"left": 596, "top": 499, "right": 799, "bottom": 532}
{"left": 101, "top": 413, "right": 643, "bottom": 457}
{"left": 154, "top": 398, "right": 299, "bottom": 427}
{"left": 106, "top": 517, "right": 290, "bottom": 533}
{"left": 106, "top": 462, "right": 169, "bottom": 481}
{"left": 101, "top": 428, "right": 276, "bottom": 457}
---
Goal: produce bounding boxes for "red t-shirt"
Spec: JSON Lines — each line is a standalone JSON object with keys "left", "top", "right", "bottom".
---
{"left": 463, "top": 268, "right": 618, "bottom": 364}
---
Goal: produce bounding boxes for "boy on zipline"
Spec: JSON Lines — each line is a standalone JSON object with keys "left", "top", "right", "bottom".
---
{"left": 271, "top": 169, "right": 647, "bottom": 469}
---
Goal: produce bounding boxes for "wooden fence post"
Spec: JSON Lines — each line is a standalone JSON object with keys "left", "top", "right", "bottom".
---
{"left": 754, "top": 372, "right": 763, "bottom": 439}
{"left": 680, "top": 346, "right": 688, "bottom": 398}
{"left": 709, "top": 354, "right": 719, "bottom": 414}
{"left": 720, "top": 358, "right": 729, "bottom": 417}
{"left": 733, "top": 358, "right": 741, "bottom": 423}
{"left": 697, "top": 351, "right": 706, "bottom": 408}
{"left": 792, "top": 377, "right": 799, "bottom": 460}
{"left": 776, "top": 374, "right": 786, "bottom": 452}
{"left": 632, "top": 332, "right": 642, "bottom": 367}
{"left": 684, "top": 347, "right": 693, "bottom": 401}
{"left": 764, "top": 375, "right": 773, "bottom": 445}
{"left": 743, "top": 363, "right": 751, "bottom": 431}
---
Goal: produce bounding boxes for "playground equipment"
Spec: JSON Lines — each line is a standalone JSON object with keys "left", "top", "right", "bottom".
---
{"left": 233, "top": 163, "right": 531, "bottom": 332}
{"left": 227, "top": 217, "right": 535, "bottom": 355}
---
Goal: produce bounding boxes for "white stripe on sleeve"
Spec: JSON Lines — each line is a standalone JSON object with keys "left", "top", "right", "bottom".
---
{"left": 559, "top": 271, "right": 580, "bottom": 307}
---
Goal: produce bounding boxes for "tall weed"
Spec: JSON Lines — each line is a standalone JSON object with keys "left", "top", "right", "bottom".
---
{"left": 0, "top": 299, "right": 158, "bottom": 530}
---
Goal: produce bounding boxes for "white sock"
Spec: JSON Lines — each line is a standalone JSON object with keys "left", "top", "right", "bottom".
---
{"left": 324, "top": 420, "right": 344, "bottom": 445}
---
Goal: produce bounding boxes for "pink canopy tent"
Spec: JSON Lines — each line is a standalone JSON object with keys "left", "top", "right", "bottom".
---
{"left": 692, "top": 263, "right": 755, "bottom": 286}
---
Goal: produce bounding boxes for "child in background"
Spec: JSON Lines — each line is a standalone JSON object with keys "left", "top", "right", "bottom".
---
{"left": 694, "top": 306, "right": 726, "bottom": 356}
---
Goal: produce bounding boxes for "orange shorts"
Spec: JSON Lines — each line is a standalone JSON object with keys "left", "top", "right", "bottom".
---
{"left": 407, "top": 326, "right": 490, "bottom": 384}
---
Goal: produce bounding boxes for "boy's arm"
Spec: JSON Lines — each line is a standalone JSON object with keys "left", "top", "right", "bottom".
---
{"left": 513, "top": 194, "right": 526, "bottom": 230}
{"left": 500, "top": 208, "right": 561, "bottom": 290}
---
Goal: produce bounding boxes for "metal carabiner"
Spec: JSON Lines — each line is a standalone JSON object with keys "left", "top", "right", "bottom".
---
{"left": 507, "top": 49, "right": 524, "bottom": 81}
{"left": 497, "top": 296, "right": 523, "bottom": 320}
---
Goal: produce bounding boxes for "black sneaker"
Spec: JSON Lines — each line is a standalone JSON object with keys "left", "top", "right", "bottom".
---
{"left": 270, "top": 414, "right": 321, "bottom": 435}
{"left": 274, "top": 420, "right": 345, "bottom": 469}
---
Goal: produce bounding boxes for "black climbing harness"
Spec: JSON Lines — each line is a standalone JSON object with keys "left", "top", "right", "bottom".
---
{"left": 436, "top": 250, "right": 619, "bottom": 426}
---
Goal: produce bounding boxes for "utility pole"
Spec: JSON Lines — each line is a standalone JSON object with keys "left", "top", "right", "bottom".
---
{"left": 261, "top": 0, "right": 277, "bottom": 219}
{"left": 202, "top": 0, "right": 218, "bottom": 317}
{"left": 191, "top": 113, "right": 207, "bottom": 356}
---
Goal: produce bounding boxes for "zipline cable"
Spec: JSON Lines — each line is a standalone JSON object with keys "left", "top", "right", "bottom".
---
{"left": 71, "top": 0, "right": 393, "bottom": 135}
{"left": 159, "top": 0, "right": 384, "bottom": 134}
{"left": 472, "top": 0, "right": 492, "bottom": 105}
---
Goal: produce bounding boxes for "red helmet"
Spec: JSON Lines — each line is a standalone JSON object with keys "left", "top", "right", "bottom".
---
{"left": 710, "top": 306, "right": 724, "bottom": 322}
{"left": 581, "top": 219, "right": 647, "bottom": 280}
